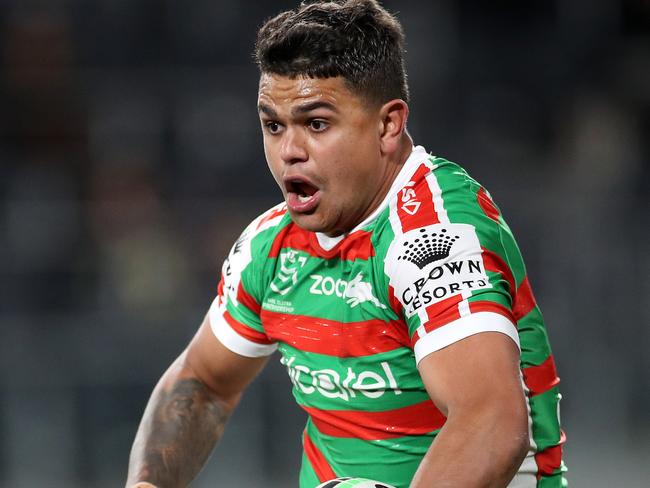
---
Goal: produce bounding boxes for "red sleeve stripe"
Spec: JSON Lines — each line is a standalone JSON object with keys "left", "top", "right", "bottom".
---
{"left": 421, "top": 294, "right": 463, "bottom": 336}
{"left": 222, "top": 310, "right": 273, "bottom": 345}
{"left": 304, "top": 400, "right": 446, "bottom": 440}
{"left": 417, "top": 299, "right": 516, "bottom": 348}
{"left": 302, "top": 430, "right": 337, "bottom": 482}
{"left": 477, "top": 187, "right": 500, "bottom": 222}
{"left": 216, "top": 276, "right": 225, "bottom": 304}
{"left": 261, "top": 310, "right": 410, "bottom": 357}
{"left": 388, "top": 284, "right": 404, "bottom": 317}
{"left": 468, "top": 301, "right": 516, "bottom": 323}
{"left": 236, "top": 283, "right": 261, "bottom": 314}
{"left": 480, "top": 248, "right": 516, "bottom": 296}
{"left": 535, "top": 430, "right": 566, "bottom": 478}
{"left": 480, "top": 249, "right": 540, "bottom": 325}
{"left": 513, "top": 276, "right": 537, "bottom": 321}
{"left": 397, "top": 164, "right": 440, "bottom": 233}
{"left": 523, "top": 355, "right": 560, "bottom": 397}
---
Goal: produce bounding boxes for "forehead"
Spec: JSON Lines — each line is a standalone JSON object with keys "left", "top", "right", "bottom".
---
{"left": 257, "top": 73, "right": 363, "bottom": 112}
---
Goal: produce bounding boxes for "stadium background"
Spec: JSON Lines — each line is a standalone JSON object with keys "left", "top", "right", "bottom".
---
{"left": 0, "top": 0, "right": 648, "bottom": 486}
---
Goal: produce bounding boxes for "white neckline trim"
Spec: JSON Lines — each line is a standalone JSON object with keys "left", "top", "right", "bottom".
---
{"left": 315, "top": 232, "right": 346, "bottom": 250}
{"left": 314, "top": 145, "right": 430, "bottom": 250}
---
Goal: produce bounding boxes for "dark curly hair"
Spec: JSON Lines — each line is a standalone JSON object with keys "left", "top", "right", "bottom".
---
{"left": 255, "top": 0, "right": 409, "bottom": 106}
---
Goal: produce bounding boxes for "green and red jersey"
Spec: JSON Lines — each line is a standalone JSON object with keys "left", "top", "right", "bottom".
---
{"left": 209, "top": 146, "right": 567, "bottom": 487}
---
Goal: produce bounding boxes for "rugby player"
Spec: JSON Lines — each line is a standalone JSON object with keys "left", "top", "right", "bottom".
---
{"left": 126, "top": 1, "right": 566, "bottom": 487}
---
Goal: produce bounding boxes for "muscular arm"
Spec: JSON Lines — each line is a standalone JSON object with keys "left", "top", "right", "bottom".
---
{"left": 410, "top": 332, "right": 529, "bottom": 488}
{"left": 126, "top": 315, "right": 269, "bottom": 488}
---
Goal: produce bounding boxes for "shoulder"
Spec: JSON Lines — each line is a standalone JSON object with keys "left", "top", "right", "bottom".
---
{"left": 381, "top": 154, "right": 506, "bottom": 250}
{"left": 379, "top": 154, "right": 514, "bottom": 319}
{"left": 391, "top": 156, "right": 488, "bottom": 225}
{"left": 374, "top": 154, "right": 497, "bottom": 248}
{"left": 221, "top": 202, "right": 290, "bottom": 287}
{"left": 218, "top": 202, "right": 290, "bottom": 308}
{"left": 228, "top": 202, "right": 291, "bottom": 264}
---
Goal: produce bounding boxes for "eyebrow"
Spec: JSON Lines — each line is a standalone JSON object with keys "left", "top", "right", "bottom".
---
{"left": 257, "top": 101, "right": 338, "bottom": 118}
{"left": 258, "top": 103, "right": 278, "bottom": 118}
{"left": 291, "top": 101, "right": 338, "bottom": 116}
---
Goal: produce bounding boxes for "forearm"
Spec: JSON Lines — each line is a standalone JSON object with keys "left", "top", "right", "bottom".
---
{"left": 410, "top": 410, "right": 529, "bottom": 488}
{"left": 126, "top": 360, "right": 238, "bottom": 488}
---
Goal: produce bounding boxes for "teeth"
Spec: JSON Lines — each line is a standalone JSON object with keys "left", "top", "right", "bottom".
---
{"left": 298, "top": 194, "right": 311, "bottom": 202}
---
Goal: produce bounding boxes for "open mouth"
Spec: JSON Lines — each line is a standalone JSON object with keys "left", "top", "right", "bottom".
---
{"left": 284, "top": 177, "right": 321, "bottom": 212}
{"left": 286, "top": 178, "right": 317, "bottom": 200}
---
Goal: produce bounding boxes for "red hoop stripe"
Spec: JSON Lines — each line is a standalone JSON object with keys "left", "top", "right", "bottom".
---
{"left": 303, "top": 430, "right": 337, "bottom": 482}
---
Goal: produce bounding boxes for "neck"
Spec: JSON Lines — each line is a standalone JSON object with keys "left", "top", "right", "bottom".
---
{"left": 395, "top": 131, "right": 414, "bottom": 167}
{"left": 380, "top": 132, "right": 414, "bottom": 196}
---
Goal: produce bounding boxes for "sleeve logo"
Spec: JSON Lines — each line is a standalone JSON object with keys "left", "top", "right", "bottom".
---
{"left": 386, "top": 223, "right": 492, "bottom": 318}
{"left": 397, "top": 228, "right": 459, "bottom": 269}
{"left": 232, "top": 229, "right": 250, "bottom": 254}
{"left": 400, "top": 180, "right": 421, "bottom": 215}
{"left": 221, "top": 227, "right": 254, "bottom": 306}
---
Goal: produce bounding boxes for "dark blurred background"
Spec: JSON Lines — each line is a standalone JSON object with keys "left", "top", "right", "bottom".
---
{"left": 0, "top": 0, "right": 648, "bottom": 486}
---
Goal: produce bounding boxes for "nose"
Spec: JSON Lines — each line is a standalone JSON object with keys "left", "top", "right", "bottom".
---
{"left": 279, "top": 127, "right": 308, "bottom": 164}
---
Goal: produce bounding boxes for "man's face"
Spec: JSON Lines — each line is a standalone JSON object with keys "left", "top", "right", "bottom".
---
{"left": 258, "top": 74, "right": 394, "bottom": 236}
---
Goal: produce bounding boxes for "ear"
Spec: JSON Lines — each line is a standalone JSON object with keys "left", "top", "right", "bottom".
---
{"left": 378, "top": 99, "right": 409, "bottom": 155}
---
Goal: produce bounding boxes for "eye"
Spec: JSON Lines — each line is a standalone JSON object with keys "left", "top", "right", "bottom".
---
{"left": 308, "top": 119, "right": 328, "bottom": 132}
{"left": 264, "top": 121, "right": 282, "bottom": 135}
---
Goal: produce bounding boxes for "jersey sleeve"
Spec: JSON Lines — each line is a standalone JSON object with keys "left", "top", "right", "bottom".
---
{"left": 384, "top": 159, "right": 520, "bottom": 364}
{"left": 208, "top": 205, "right": 287, "bottom": 357}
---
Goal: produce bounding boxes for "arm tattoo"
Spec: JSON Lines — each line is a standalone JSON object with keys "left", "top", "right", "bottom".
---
{"left": 128, "top": 378, "right": 233, "bottom": 487}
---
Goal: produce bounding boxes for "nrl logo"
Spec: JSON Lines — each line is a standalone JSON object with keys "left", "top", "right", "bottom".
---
{"left": 397, "top": 228, "right": 460, "bottom": 269}
{"left": 270, "top": 250, "right": 307, "bottom": 295}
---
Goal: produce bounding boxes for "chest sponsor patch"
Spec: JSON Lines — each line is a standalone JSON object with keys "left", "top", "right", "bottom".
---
{"left": 308, "top": 272, "right": 387, "bottom": 309}
{"left": 280, "top": 355, "right": 401, "bottom": 401}
{"left": 386, "top": 223, "right": 491, "bottom": 317}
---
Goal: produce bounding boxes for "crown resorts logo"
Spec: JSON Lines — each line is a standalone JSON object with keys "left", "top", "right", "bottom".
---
{"left": 397, "top": 228, "right": 460, "bottom": 269}
{"left": 391, "top": 225, "right": 492, "bottom": 317}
